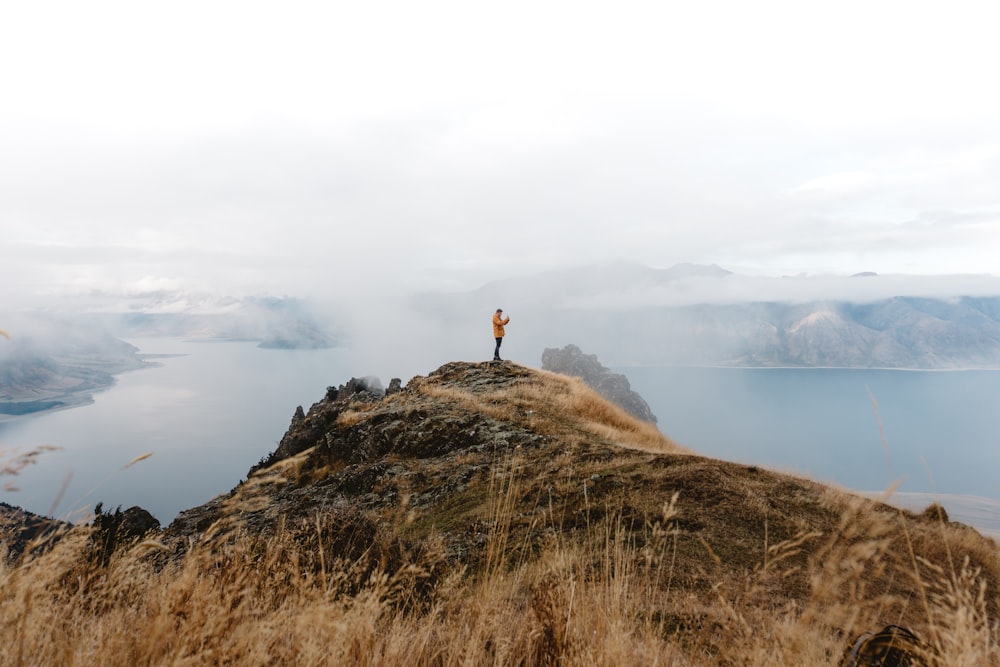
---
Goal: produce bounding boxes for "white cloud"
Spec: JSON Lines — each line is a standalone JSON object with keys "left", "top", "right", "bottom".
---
{"left": 561, "top": 272, "right": 1000, "bottom": 310}
{"left": 1, "top": 1, "right": 1000, "bottom": 304}
{"left": 791, "top": 171, "right": 880, "bottom": 198}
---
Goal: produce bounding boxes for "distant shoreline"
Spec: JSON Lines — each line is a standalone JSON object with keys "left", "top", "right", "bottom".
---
{"left": 0, "top": 399, "right": 68, "bottom": 416}
{"left": 0, "top": 392, "right": 95, "bottom": 420}
{"left": 613, "top": 363, "right": 1000, "bottom": 372}
{"left": 862, "top": 491, "right": 1000, "bottom": 539}
{"left": 0, "top": 359, "right": 158, "bottom": 421}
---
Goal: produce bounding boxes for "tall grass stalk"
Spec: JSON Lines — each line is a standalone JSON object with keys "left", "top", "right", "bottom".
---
{"left": 2, "top": 486, "right": 999, "bottom": 664}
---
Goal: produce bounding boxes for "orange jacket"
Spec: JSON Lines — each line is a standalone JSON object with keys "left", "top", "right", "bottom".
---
{"left": 493, "top": 312, "right": 510, "bottom": 338}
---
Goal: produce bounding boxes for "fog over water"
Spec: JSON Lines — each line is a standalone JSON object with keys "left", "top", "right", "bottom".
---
{"left": 624, "top": 366, "right": 1000, "bottom": 496}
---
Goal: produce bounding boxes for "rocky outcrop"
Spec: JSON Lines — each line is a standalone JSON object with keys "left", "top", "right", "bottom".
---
{"left": 156, "top": 359, "right": 998, "bottom": 631}
{"left": 164, "top": 362, "right": 563, "bottom": 577}
{"left": 5, "top": 358, "right": 997, "bottom": 648}
{"left": 1, "top": 501, "right": 158, "bottom": 565}
{"left": 541, "top": 344, "right": 657, "bottom": 423}
{"left": 90, "top": 503, "right": 160, "bottom": 565}
{"left": 0, "top": 502, "right": 70, "bottom": 562}
{"left": 248, "top": 376, "right": 387, "bottom": 476}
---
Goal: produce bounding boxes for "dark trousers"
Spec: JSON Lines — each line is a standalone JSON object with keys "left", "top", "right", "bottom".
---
{"left": 494, "top": 337, "right": 503, "bottom": 359}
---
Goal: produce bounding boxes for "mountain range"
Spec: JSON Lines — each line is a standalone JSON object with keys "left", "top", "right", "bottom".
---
{"left": 0, "top": 315, "right": 148, "bottom": 416}
{"left": 0, "top": 297, "right": 338, "bottom": 415}
{"left": 87, "top": 295, "right": 339, "bottom": 349}
{"left": 414, "top": 263, "right": 1000, "bottom": 368}
{"left": 5, "top": 263, "right": 1000, "bottom": 418}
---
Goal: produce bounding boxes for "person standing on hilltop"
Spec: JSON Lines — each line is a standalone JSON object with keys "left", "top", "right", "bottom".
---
{"left": 492, "top": 308, "right": 510, "bottom": 361}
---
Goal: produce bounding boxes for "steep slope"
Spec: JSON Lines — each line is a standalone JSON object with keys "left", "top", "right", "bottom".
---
{"left": 166, "top": 361, "right": 678, "bottom": 562}
{"left": 3, "top": 360, "right": 998, "bottom": 664}
{"left": 163, "top": 361, "right": 1000, "bottom": 639}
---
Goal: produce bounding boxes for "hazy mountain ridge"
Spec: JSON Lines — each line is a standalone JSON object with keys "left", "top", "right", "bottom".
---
{"left": 416, "top": 264, "right": 1000, "bottom": 368}
{"left": 0, "top": 315, "right": 150, "bottom": 416}
{"left": 89, "top": 295, "right": 339, "bottom": 349}
{"left": 468, "top": 261, "right": 733, "bottom": 307}
{"left": 5, "top": 263, "right": 1000, "bottom": 422}
{"left": 552, "top": 297, "right": 1000, "bottom": 368}
{"left": 0, "top": 296, "right": 339, "bottom": 415}
{"left": 720, "top": 297, "right": 1000, "bottom": 368}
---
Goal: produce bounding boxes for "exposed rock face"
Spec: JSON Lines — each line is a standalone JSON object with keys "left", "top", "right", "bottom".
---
{"left": 249, "top": 376, "right": 387, "bottom": 477}
{"left": 167, "top": 362, "right": 558, "bottom": 573}
{"left": 91, "top": 503, "right": 161, "bottom": 565}
{"left": 0, "top": 502, "right": 69, "bottom": 562}
{"left": 1, "top": 502, "right": 157, "bottom": 565}
{"left": 541, "top": 344, "right": 657, "bottom": 423}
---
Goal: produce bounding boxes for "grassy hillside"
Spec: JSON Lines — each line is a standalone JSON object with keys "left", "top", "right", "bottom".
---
{"left": 2, "top": 361, "right": 998, "bottom": 665}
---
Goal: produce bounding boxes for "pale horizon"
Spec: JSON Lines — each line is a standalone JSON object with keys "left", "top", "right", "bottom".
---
{"left": 3, "top": 1, "right": 999, "bottom": 309}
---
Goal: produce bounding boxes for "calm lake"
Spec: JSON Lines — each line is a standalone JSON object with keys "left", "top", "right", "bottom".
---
{"left": 2, "top": 340, "right": 998, "bottom": 536}
{"left": 0, "top": 339, "right": 356, "bottom": 525}
{"left": 623, "top": 366, "right": 1000, "bottom": 498}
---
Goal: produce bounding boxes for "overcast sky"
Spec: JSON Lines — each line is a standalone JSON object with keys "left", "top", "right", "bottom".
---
{"left": 3, "top": 0, "right": 1000, "bottom": 309}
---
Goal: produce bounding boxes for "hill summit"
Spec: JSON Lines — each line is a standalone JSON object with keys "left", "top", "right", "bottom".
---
{"left": 3, "top": 360, "right": 999, "bottom": 665}
{"left": 165, "top": 360, "right": 678, "bottom": 555}
{"left": 161, "top": 360, "right": 998, "bottom": 661}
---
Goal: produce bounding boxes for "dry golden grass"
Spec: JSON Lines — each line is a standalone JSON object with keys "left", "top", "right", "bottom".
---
{"left": 3, "top": 449, "right": 999, "bottom": 666}
{"left": 336, "top": 409, "right": 368, "bottom": 429}
{"left": 414, "top": 364, "right": 683, "bottom": 455}
{"left": 4, "top": 363, "right": 999, "bottom": 665}
{"left": 1, "top": 445, "right": 62, "bottom": 492}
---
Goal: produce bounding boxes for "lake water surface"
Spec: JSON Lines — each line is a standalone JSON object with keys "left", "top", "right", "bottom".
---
{"left": 0, "top": 339, "right": 357, "bottom": 524}
{"left": 622, "top": 366, "right": 1000, "bottom": 499}
{"left": 2, "top": 341, "right": 998, "bottom": 535}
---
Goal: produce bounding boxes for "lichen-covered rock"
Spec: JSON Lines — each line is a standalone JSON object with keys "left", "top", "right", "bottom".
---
{"left": 249, "top": 376, "right": 389, "bottom": 476}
